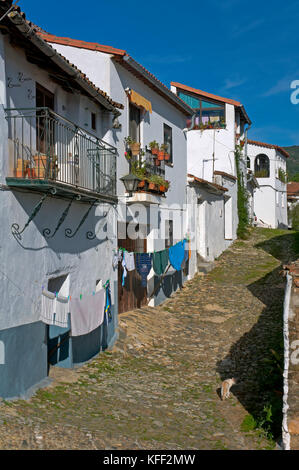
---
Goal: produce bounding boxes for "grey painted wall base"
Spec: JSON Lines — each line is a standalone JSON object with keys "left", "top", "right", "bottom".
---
{"left": 0, "top": 321, "right": 48, "bottom": 400}
{"left": 153, "top": 265, "right": 188, "bottom": 306}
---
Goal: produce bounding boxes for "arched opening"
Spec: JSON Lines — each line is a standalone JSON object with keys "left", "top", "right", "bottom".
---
{"left": 247, "top": 157, "right": 251, "bottom": 169}
{"left": 254, "top": 154, "right": 270, "bottom": 178}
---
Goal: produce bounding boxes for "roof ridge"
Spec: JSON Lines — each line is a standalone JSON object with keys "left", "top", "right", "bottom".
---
{"left": 171, "top": 81, "right": 242, "bottom": 107}
{"left": 37, "top": 32, "right": 127, "bottom": 56}
{"left": 248, "top": 139, "right": 290, "bottom": 158}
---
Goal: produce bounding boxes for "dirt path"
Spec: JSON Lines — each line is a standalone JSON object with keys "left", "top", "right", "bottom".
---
{"left": 0, "top": 228, "right": 297, "bottom": 450}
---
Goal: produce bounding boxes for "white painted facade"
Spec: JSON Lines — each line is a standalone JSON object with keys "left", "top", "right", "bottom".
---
{"left": 0, "top": 33, "right": 119, "bottom": 398}
{"left": 171, "top": 83, "right": 246, "bottom": 265}
{"left": 47, "top": 42, "right": 189, "bottom": 306}
{"left": 247, "top": 142, "right": 288, "bottom": 228}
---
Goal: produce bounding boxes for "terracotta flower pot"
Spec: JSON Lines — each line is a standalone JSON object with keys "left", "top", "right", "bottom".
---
{"left": 158, "top": 151, "right": 165, "bottom": 161}
{"left": 151, "top": 147, "right": 159, "bottom": 155}
{"left": 154, "top": 158, "right": 161, "bottom": 167}
{"left": 148, "top": 182, "right": 156, "bottom": 191}
{"left": 138, "top": 180, "right": 146, "bottom": 189}
{"left": 26, "top": 168, "right": 36, "bottom": 179}
{"left": 164, "top": 153, "right": 170, "bottom": 161}
{"left": 130, "top": 142, "right": 141, "bottom": 156}
{"left": 159, "top": 185, "right": 166, "bottom": 192}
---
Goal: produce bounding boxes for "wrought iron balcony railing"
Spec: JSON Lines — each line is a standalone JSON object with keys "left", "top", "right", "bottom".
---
{"left": 5, "top": 107, "right": 117, "bottom": 198}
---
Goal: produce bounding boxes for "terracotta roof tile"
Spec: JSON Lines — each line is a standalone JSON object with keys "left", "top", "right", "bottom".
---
{"left": 34, "top": 33, "right": 193, "bottom": 116}
{"left": 171, "top": 81, "right": 242, "bottom": 107}
{"left": 188, "top": 173, "right": 228, "bottom": 193}
{"left": 248, "top": 139, "right": 290, "bottom": 159}
{"left": 37, "top": 32, "right": 126, "bottom": 57}
{"left": 287, "top": 182, "right": 299, "bottom": 196}
{"left": 0, "top": 3, "right": 123, "bottom": 111}
{"left": 214, "top": 170, "right": 237, "bottom": 181}
{"left": 171, "top": 81, "right": 251, "bottom": 124}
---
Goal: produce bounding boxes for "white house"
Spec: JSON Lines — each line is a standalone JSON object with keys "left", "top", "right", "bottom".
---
{"left": 170, "top": 82, "right": 251, "bottom": 268}
{"left": 247, "top": 140, "right": 289, "bottom": 228}
{"left": 38, "top": 32, "right": 194, "bottom": 310}
{"left": 0, "top": 1, "right": 122, "bottom": 398}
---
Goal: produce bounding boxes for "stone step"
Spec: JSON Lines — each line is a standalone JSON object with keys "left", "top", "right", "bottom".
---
{"left": 197, "top": 262, "right": 215, "bottom": 274}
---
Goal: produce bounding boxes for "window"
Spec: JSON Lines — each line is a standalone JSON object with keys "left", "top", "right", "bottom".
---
{"left": 165, "top": 220, "right": 173, "bottom": 249}
{"left": 91, "top": 112, "right": 96, "bottom": 131}
{"left": 129, "top": 103, "right": 141, "bottom": 142}
{"left": 247, "top": 157, "right": 251, "bottom": 169}
{"left": 163, "top": 124, "right": 173, "bottom": 164}
{"left": 178, "top": 91, "right": 225, "bottom": 126}
{"left": 254, "top": 154, "right": 270, "bottom": 178}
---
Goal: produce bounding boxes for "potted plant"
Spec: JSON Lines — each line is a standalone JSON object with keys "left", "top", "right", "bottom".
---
{"left": 124, "top": 136, "right": 141, "bottom": 156}
{"left": 149, "top": 140, "right": 159, "bottom": 155}
{"left": 147, "top": 174, "right": 160, "bottom": 191}
{"left": 157, "top": 145, "right": 165, "bottom": 161}
{"left": 161, "top": 143, "right": 170, "bottom": 161}
{"left": 220, "top": 118, "right": 226, "bottom": 129}
{"left": 207, "top": 120, "right": 213, "bottom": 129}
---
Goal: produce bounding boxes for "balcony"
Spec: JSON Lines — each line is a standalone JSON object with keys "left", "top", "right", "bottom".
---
{"left": 5, "top": 108, "right": 117, "bottom": 203}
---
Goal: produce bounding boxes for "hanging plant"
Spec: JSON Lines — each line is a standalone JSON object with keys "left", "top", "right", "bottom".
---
{"left": 235, "top": 144, "right": 249, "bottom": 239}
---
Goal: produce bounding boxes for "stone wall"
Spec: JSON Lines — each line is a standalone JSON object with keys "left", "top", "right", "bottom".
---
{"left": 282, "top": 262, "right": 299, "bottom": 450}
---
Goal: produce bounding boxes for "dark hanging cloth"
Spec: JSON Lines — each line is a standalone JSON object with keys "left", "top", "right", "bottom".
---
{"left": 136, "top": 253, "right": 152, "bottom": 287}
{"left": 153, "top": 249, "right": 169, "bottom": 276}
{"left": 105, "top": 282, "right": 112, "bottom": 324}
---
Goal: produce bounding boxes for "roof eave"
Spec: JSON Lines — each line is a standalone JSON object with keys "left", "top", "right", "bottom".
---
{"left": 7, "top": 10, "right": 122, "bottom": 113}
{"left": 120, "top": 56, "right": 194, "bottom": 116}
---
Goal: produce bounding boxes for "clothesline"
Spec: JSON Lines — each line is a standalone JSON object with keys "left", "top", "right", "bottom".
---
{"left": 41, "top": 280, "right": 112, "bottom": 336}
{"left": 116, "top": 239, "right": 187, "bottom": 255}
{"left": 41, "top": 279, "right": 110, "bottom": 300}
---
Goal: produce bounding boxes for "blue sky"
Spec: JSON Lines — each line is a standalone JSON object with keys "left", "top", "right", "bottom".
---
{"left": 20, "top": 0, "right": 299, "bottom": 146}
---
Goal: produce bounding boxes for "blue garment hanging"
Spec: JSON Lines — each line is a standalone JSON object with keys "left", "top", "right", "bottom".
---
{"left": 168, "top": 240, "right": 186, "bottom": 271}
{"left": 105, "top": 281, "right": 112, "bottom": 324}
{"left": 136, "top": 253, "right": 152, "bottom": 287}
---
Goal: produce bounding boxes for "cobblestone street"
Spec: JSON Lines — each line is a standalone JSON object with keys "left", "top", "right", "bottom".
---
{"left": 0, "top": 228, "right": 297, "bottom": 450}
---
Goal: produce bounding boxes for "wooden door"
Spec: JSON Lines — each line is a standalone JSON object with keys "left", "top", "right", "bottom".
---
{"left": 118, "top": 228, "right": 148, "bottom": 314}
{"left": 36, "top": 83, "right": 55, "bottom": 156}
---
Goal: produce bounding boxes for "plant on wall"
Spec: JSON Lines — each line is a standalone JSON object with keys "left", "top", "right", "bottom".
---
{"left": 235, "top": 144, "right": 249, "bottom": 239}
{"left": 278, "top": 167, "right": 287, "bottom": 184}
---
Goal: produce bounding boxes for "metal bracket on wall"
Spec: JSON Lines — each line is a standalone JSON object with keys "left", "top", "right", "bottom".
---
{"left": 65, "top": 201, "right": 96, "bottom": 238}
{"left": 86, "top": 204, "right": 115, "bottom": 240}
{"left": 43, "top": 195, "right": 77, "bottom": 239}
{"left": 11, "top": 192, "right": 49, "bottom": 240}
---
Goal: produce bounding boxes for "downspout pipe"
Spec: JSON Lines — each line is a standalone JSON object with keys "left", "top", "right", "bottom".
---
{"left": 183, "top": 113, "right": 197, "bottom": 133}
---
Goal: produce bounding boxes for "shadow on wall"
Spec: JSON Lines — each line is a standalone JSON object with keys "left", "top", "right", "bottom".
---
{"left": 9, "top": 190, "right": 114, "bottom": 255}
{"left": 216, "top": 232, "right": 299, "bottom": 438}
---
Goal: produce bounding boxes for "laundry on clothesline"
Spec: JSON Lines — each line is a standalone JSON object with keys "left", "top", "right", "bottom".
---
{"left": 105, "top": 281, "right": 113, "bottom": 324}
{"left": 70, "top": 288, "right": 106, "bottom": 337}
{"left": 169, "top": 240, "right": 186, "bottom": 272}
{"left": 41, "top": 289, "right": 70, "bottom": 328}
{"left": 153, "top": 249, "right": 169, "bottom": 276}
{"left": 124, "top": 251, "right": 135, "bottom": 272}
{"left": 136, "top": 253, "right": 152, "bottom": 287}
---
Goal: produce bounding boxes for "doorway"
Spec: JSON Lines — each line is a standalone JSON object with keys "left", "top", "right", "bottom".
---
{"left": 118, "top": 223, "right": 148, "bottom": 314}
{"left": 36, "top": 83, "right": 55, "bottom": 157}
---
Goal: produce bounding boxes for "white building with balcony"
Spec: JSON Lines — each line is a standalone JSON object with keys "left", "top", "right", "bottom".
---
{"left": 39, "top": 32, "right": 193, "bottom": 311}
{"left": 247, "top": 140, "right": 289, "bottom": 228}
{"left": 170, "top": 82, "right": 251, "bottom": 269}
{"left": 0, "top": 1, "right": 122, "bottom": 399}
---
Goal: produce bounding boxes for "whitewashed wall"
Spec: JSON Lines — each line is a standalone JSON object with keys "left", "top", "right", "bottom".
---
{"left": 248, "top": 143, "right": 288, "bottom": 228}
{"left": 0, "top": 38, "right": 118, "bottom": 333}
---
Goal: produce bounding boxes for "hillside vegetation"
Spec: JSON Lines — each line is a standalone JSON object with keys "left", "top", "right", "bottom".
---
{"left": 284, "top": 146, "right": 299, "bottom": 181}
